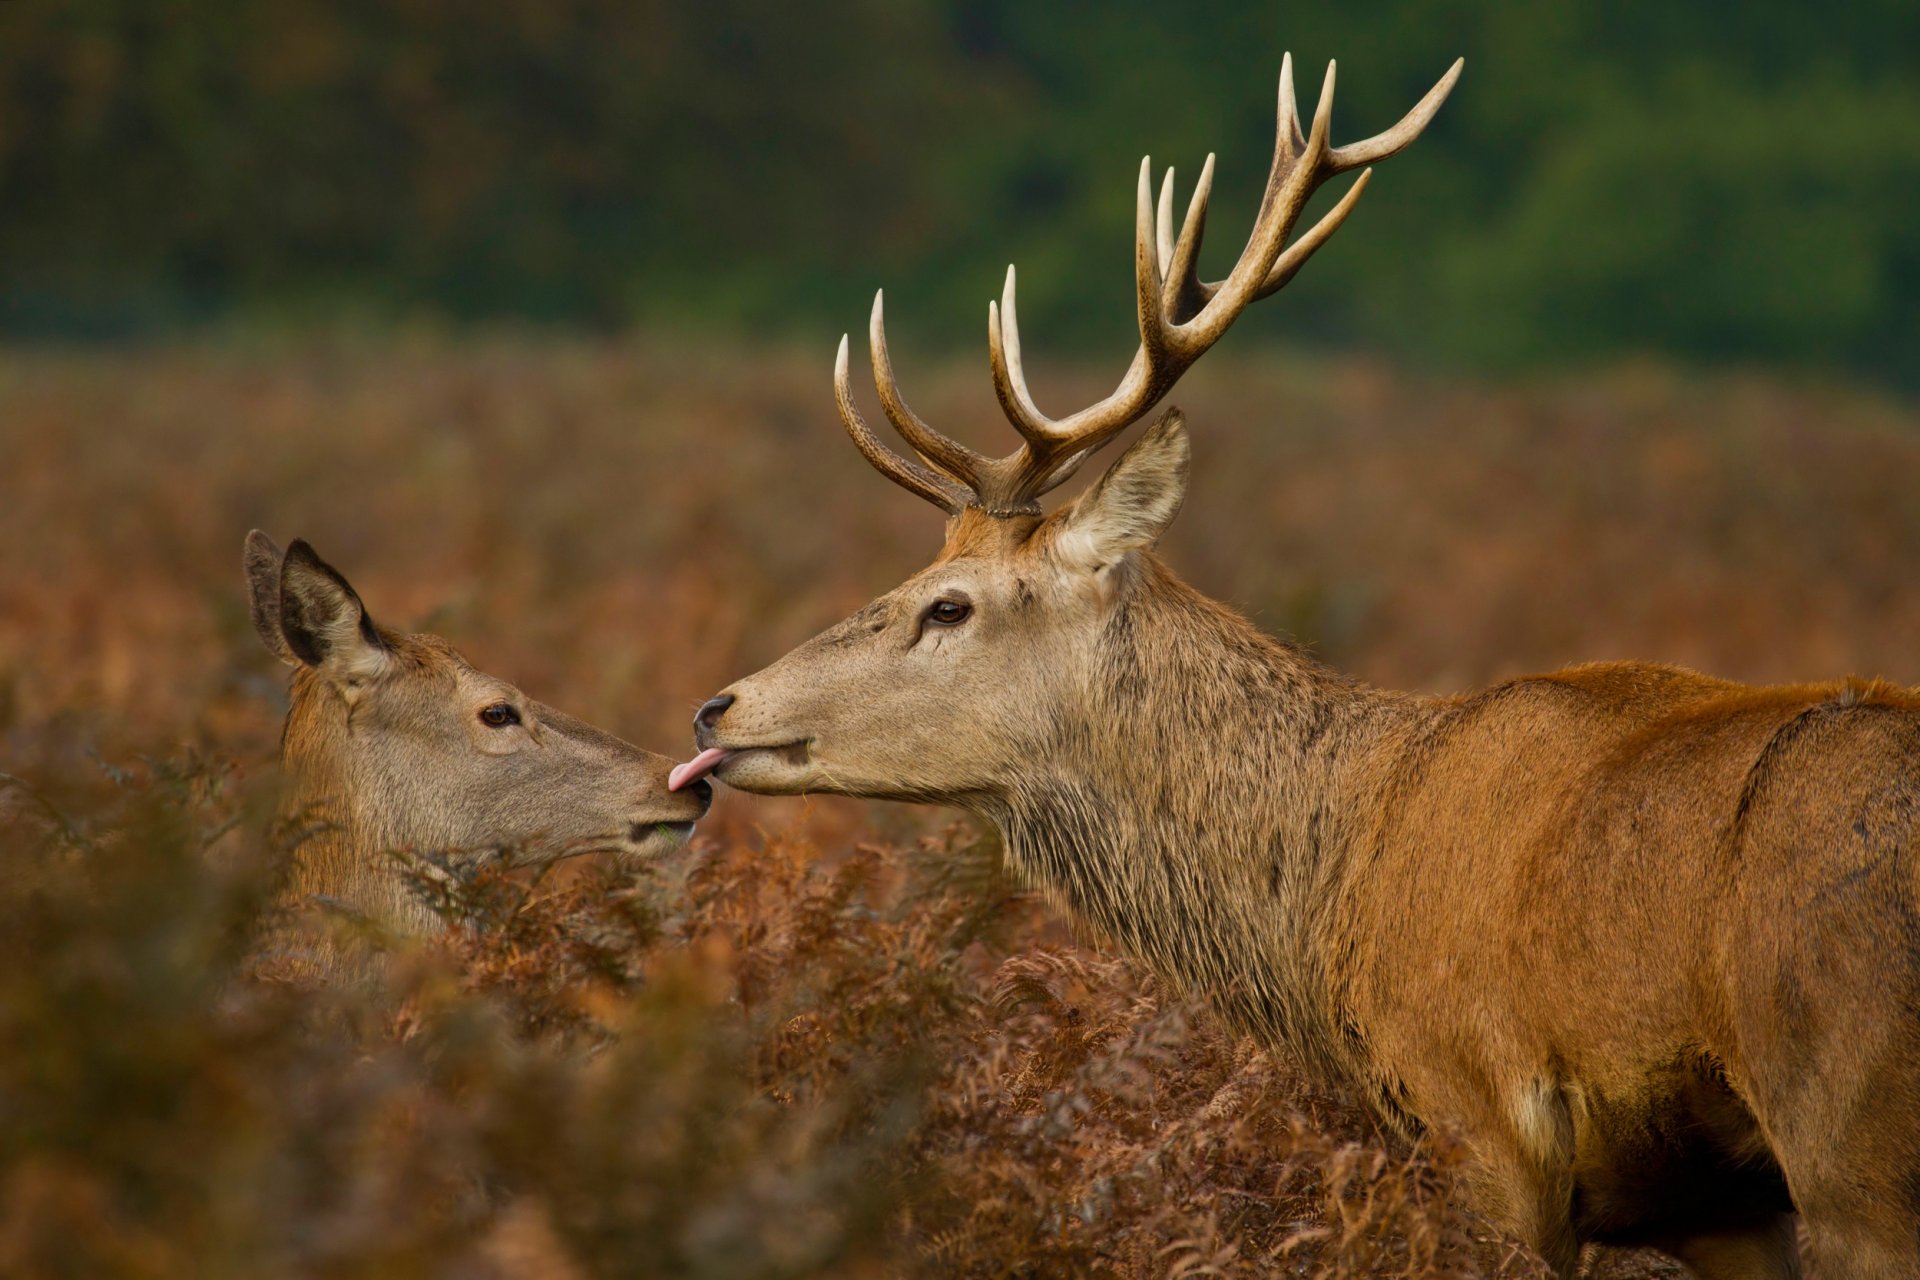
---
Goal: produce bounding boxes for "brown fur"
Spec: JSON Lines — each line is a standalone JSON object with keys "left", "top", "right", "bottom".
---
{"left": 695, "top": 414, "right": 1918, "bottom": 1277}
{"left": 246, "top": 532, "right": 707, "bottom": 977}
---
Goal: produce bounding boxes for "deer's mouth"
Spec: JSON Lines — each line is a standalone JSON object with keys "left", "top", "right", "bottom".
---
{"left": 622, "top": 820, "right": 698, "bottom": 860}
{"left": 670, "top": 741, "right": 811, "bottom": 793}
{"left": 630, "top": 820, "right": 697, "bottom": 844}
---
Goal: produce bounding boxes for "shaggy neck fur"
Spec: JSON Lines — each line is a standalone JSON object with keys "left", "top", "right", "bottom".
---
{"left": 275, "top": 670, "right": 440, "bottom": 942}
{"left": 988, "top": 555, "right": 1433, "bottom": 1089}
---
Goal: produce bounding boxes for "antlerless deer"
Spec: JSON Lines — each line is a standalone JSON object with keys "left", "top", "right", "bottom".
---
{"left": 673, "top": 56, "right": 1920, "bottom": 1278}
{"left": 246, "top": 532, "right": 709, "bottom": 979}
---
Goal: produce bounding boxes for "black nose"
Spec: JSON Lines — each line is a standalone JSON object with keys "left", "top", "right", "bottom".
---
{"left": 695, "top": 693, "right": 734, "bottom": 732}
{"left": 686, "top": 776, "right": 714, "bottom": 809}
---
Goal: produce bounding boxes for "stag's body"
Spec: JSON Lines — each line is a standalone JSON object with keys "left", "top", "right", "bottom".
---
{"left": 247, "top": 532, "right": 708, "bottom": 978}
{"left": 987, "top": 528, "right": 1913, "bottom": 1272}
{"left": 677, "top": 54, "right": 1916, "bottom": 1274}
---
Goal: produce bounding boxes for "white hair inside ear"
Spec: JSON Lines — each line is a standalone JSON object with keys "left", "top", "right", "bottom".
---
{"left": 1051, "top": 409, "right": 1191, "bottom": 576}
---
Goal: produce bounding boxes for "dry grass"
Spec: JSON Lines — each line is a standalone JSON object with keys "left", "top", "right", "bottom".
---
{"left": 5, "top": 333, "right": 1915, "bottom": 1276}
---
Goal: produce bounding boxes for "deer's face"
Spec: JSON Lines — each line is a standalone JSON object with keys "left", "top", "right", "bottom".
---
{"left": 321, "top": 642, "right": 707, "bottom": 863}
{"left": 680, "top": 416, "right": 1188, "bottom": 803}
{"left": 691, "top": 520, "right": 1067, "bottom": 801}
{"left": 251, "top": 534, "right": 709, "bottom": 865}
{"left": 673, "top": 54, "right": 1457, "bottom": 807}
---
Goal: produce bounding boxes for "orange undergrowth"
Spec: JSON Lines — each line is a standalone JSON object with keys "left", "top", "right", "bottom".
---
{"left": 6, "top": 335, "right": 1894, "bottom": 1277}
{"left": 2, "top": 753, "right": 1582, "bottom": 1278}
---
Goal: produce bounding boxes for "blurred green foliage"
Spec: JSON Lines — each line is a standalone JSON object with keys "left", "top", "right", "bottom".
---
{"left": 1, "top": 1, "right": 1916, "bottom": 378}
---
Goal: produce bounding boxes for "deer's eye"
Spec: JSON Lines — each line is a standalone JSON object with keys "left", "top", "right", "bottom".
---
{"left": 925, "top": 599, "right": 972, "bottom": 627}
{"left": 478, "top": 702, "right": 521, "bottom": 728}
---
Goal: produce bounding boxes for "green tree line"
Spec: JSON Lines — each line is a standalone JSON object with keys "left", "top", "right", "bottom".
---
{"left": 1, "top": 0, "right": 1916, "bottom": 378}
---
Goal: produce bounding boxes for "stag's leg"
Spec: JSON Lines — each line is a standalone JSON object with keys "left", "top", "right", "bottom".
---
{"left": 1798, "top": 1223, "right": 1919, "bottom": 1279}
{"left": 1765, "top": 1069, "right": 1920, "bottom": 1278}
{"left": 1662, "top": 1214, "right": 1801, "bottom": 1280}
{"left": 1749, "top": 999, "right": 1920, "bottom": 1276}
{"left": 1458, "top": 1128, "right": 1582, "bottom": 1278}
{"left": 1794, "top": 1198, "right": 1919, "bottom": 1279}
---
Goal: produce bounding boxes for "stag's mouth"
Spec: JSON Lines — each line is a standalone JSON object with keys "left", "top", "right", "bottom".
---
{"left": 670, "top": 741, "right": 811, "bottom": 792}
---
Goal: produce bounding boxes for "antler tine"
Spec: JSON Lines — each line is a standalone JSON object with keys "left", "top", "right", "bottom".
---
{"left": 1306, "top": 58, "right": 1337, "bottom": 163}
{"left": 1277, "top": 52, "right": 1305, "bottom": 157}
{"left": 987, "top": 266, "right": 1053, "bottom": 446}
{"left": 1155, "top": 167, "right": 1178, "bottom": 279}
{"left": 868, "top": 290, "right": 989, "bottom": 489}
{"left": 1252, "top": 167, "right": 1373, "bottom": 301}
{"left": 1133, "top": 157, "right": 1171, "bottom": 371}
{"left": 1327, "top": 57, "right": 1463, "bottom": 173}
{"left": 834, "top": 335, "right": 969, "bottom": 514}
{"left": 1163, "top": 152, "right": 1215, "bottom": 322}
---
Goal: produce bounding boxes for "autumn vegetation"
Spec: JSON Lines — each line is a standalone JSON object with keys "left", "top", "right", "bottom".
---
{"left": 6, "top": 336, "right": 1919, "bottom": 1275}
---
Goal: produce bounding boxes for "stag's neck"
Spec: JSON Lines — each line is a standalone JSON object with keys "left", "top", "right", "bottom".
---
{"left": 273, "top": 679, "right": 438, "bottom": 942}
{"left": 989, "top": 558, "right": 1429, "bottom": 1080}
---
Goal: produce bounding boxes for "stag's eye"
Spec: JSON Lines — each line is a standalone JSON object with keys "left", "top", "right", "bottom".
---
{"left": 478, "top": 702, "right": 521, "bottom": 728}
{"left": 925, "top": 599, "right": 972, "bottom": 627}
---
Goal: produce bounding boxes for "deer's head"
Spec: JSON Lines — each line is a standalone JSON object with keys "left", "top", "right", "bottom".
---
{"left": 673, "top": 56, "right": 1460, "bottom": 804}
{"left": 247, "top": 532, "right": 709, "bottom": 865}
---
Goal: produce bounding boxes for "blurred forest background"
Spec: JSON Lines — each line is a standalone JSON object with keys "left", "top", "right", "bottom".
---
{"left": 4, "top": 4, "right": 1920, "bottom": 1276}
{"left": 3, "top": 0, "right": 1918, "bottom": 380}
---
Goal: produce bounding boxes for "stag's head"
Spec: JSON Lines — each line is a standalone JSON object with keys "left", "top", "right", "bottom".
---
{"left": 247, "top": 532, "right": 709, "bottom": 865}
{"left": 673, "top": 56, "right": 1460, "bottom": 803}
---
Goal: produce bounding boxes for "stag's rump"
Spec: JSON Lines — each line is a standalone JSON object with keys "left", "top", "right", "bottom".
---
{"left": 1697, "top": 680, "right": 1920, "bottom": 1236}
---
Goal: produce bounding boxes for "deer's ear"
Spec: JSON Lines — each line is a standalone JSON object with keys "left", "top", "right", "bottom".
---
{"left": 277, "top": 539, "right": 390, "bottom": 684}
{"left": 1052, "top": 409, "right": 1190, "bottom": 574}
{"left": 244, "top": 530, "right": 298, "bottom": 665}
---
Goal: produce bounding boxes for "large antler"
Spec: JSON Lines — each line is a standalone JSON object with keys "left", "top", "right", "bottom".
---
{"left": 838, "top": 54, "right": 1463, "bottom": 516}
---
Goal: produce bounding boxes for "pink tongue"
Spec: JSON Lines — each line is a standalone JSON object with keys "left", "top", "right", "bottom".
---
{"left": 669, "top": 747, "right": 735, "bottom": 791}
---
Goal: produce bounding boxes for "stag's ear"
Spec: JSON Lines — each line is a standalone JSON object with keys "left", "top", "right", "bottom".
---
{"left": 244, "top": 530, "right": 298, "bottom": 665}
{"left": 1052, "top": 409, "right": 1190, "bottom": 574}
{"left": 276, "top": 539, "right": 390, "bottom": 685}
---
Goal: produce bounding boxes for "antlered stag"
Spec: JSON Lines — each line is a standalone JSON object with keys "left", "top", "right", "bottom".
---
{"left": 246, "top": 532, "right": 708, "bottom": 975}
{"left": 672, "top": 57, "right": 1920, "bottom": 1278}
